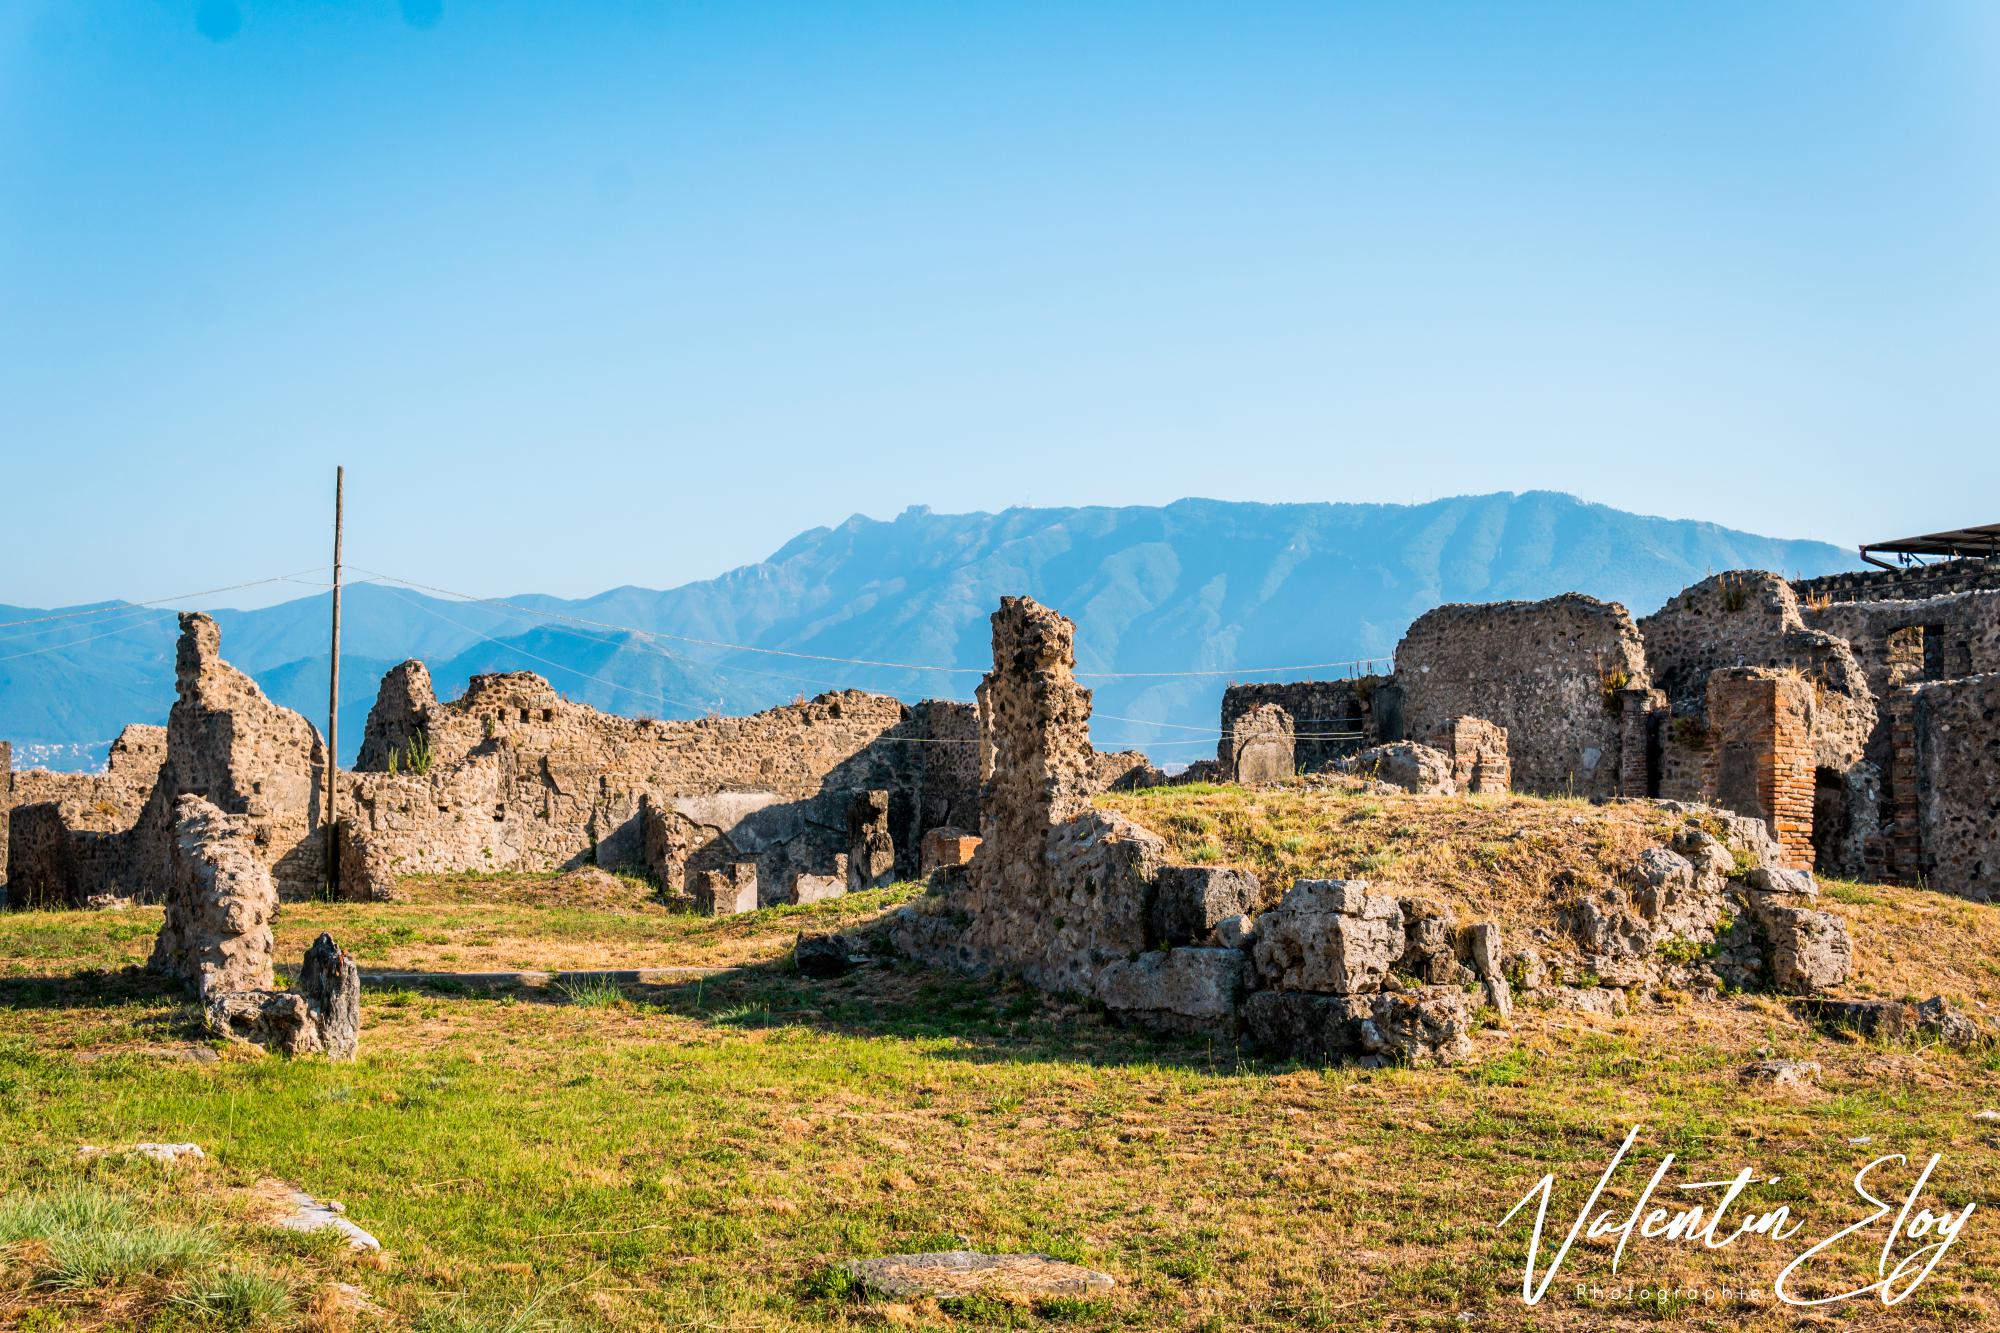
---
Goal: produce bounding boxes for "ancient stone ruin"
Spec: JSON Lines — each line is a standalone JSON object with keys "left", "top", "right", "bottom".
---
{"left": 889, "top": 594, "right": 1863, "bottom": 1065}
{"left": 1209, "top": 557, "right": 2000, "bottom": 900}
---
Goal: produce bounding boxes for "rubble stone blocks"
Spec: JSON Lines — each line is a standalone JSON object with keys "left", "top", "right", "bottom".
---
{"left": 1149, "top": 865, "right": 1260, "bottom": 945}
{"left": 1094, "top": 947, "right": 1245, "bottom": 1034}
{"left": 846, "top": 789, "right": 897, "bottom": 892}
{"left": 204, "top": 934, "right": 360, "bottom": 1059}
{"left": 1337, "top": 741, "right": 1455, "bottom": 795}
{"left": 1706, "top": 669, "right": 1817, "bottom": 870}
{"left": 1360, "top": 988, "right": 1473, "bottom": 1065}
{"left": 1430, "top": 716, "right": 1510, "bottom": 794}
{"left": 693, "top": 862, "right": 759, "bottom": 916}
{"left": 1223, "top": 702, "right": 1295, "bottom": 785}
{"left": 919, "top": 826, "right": 980, "bottom": 875}
{"left": 149, "top": 795, "right": 276, "bottom": 998}
{"left": 1250, "top": 880, "right": 1404, "bottom": 994}
{"left": 1240, "top": 990, "right": 1371, "bottom": 1061}
{"left": 1393, "top": 594, "right": 1648, "bottom": 799}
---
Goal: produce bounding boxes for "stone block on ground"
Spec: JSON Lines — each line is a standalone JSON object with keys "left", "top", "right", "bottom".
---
{"left": 1149, "top": 865, "right": 1260, "bottom": 946}
{"left": 693, "top": 862, "right": 759, "bottom": 916}
{"left": 1359, "top": 987, "right": 1473, "bottom": 1065}
{"left": 1240, "top": 989, "right": 1371, "bottom": 1061}
{"left": 1250, "top": 879, "right": 1404, "bottom": 994}
{"left": 1760, "top": 905, "right": 1851, "bottom": 994}
{"left": 1094, "top": 947, "right": 1244, "bottom": 1034}
{"left": 1336, "top": 742, "right": 1456, "bottom": 796}
{"left": 919, "top": 827, "right": 981, "bottom": 875}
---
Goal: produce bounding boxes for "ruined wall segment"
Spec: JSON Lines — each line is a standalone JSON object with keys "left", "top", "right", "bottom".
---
{"left": 344, "top": 667, "right": 976, "bottom": 903}
{"left": 1392, "top": 595, "right": 1646, "bottom": 799}
{"left": 152, "top": 614, "right": 328, "bottom": 896}
{"left": 2, "top": 725, "right": 168, "bottom": 907}
{"left": 1901, "top": 672, "right": 2000, "bottom": 901}
{"left": 355, "top": 660, "right": 438, "bottom": 771}
{"left": 1705, "top": 669, "right": 1817, "bottom": 870}
{"left": 149, "top": 795, "right": 277, "bottom": 997}
{"left": 1795, "top": 559, "right": 2000, "bottom": 606}
{"left": 1220, "top": 679, "right": 1385, "bottom": 772}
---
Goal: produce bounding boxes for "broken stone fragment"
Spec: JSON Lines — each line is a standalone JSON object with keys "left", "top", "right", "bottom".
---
{"left": 1759, "top": 906, "right": 1851, "bottom": 994}
{"left": 260, "top": 1179, "right": 381, "bottom": 1252}
{"left": 1746, "top": 865, "right": 1819, "bottom": 899}
{"left": 1149, "top": 865, "right": 1259, "bottom": 946}
{"left": 1335, "top": 742, "right": 1455, "bottom": 795}
{"left": 692, "top": 862, "right": 759, "bottom": 916}
{"left": 205, "top": 933, "right": 360, "bottom": 1060}
{"left": 1250, "top": 880, "right": 1404, "bottom": 995}
{"left": 839, "top": 1251, "right": 1113, "bottom": 1302}
{"left": 846, "top": 790, "right": 897, "bottom": 892}
{"left": 1790, "top": 996, "right": 1984, "bottom": 1047}
{"left": 794, "top": 932, "right": 857, "bottom": 979}
{"left": 1094, "top": 947, "right": 1244, "bottom": 1034}
{"left": 919, "top": 827, "right": 980, "bottom": 875}
{"left": 1740, "top": 1059, "right": 1821, "bottom": 1087}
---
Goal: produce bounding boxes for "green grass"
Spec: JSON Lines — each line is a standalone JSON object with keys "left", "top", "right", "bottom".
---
{"left": 3, "top": 867, "right": 1999, "bottom": 1331}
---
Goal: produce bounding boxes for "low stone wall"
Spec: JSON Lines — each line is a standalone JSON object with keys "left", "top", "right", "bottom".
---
{"left": 1393, "top": 595, "right": 1647, "bottom": 799}
{"left": 1794, "top": 559, "right": 2000, "bottom": 605}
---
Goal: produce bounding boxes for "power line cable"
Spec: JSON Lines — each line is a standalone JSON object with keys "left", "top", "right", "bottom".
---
{"left": 0, "top": 568, "right": 331, "bottom": 631}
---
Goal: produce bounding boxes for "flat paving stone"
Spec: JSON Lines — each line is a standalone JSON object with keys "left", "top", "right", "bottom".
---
{"left": 840, "top": 1250, "right": 1114, "bottom": 1301}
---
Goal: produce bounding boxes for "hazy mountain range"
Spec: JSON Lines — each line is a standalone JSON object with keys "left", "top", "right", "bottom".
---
{"left": 0, "top": 492, "right": 1856, "bottom": 771}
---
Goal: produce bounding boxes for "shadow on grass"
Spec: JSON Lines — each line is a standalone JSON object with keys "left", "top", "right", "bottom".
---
{"left": 387, "top": 915, "right": 1269, "bottom": 1074}
{"left": 0, "top": 965, "right": 190, "bottom": 1014}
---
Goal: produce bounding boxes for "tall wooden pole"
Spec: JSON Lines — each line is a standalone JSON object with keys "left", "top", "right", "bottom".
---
{"left": 326, "top": 465, "right": 344, "bottom": 898}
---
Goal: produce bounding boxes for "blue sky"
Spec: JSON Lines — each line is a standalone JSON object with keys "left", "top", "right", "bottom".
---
{"left": 3, "top": 1, "right": 1996, "bottom": 608}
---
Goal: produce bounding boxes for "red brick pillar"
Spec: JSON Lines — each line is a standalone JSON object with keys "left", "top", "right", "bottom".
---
{"left": 1704, "top": 669, "right": 1816, "bottom": 870}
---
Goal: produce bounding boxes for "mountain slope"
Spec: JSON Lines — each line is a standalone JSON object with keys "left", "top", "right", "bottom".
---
{"left": 0, "top": 492, "right": 1857, "bottom": 768}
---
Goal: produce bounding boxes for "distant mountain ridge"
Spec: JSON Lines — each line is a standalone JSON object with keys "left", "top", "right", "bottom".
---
{"left": 0, "top": 492, "right": 1858, "bottom": 770}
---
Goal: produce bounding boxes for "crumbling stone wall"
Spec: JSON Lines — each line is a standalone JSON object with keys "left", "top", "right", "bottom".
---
{"left": 149, "top": 795, "right": 277, "bottom": 997}
{"left": 1806, "top": 590, "right": 2000, "bottom": 700}
{"left": 1795, "top": 559, "right": 2000, "bottom": 605}
{"left": 1393, "top": 595, "right": 1647, "bottom": 798}
{"left": 1223, "top": 703, "right": 1296, "bottom": 784}
{"left": 1640, "top": 574, "right": 1878, "bottom": 875}
{"left": 1428, "top": 716, "right": 1509, "bottom": 794}
{"left": 1898, "top": 673, "right": 2000, "bottom": 900}
{"left": 355, "top": 660, "right": 437, "bottom": 771}
{"left": 0, "top": 740, "right": 10, "bottom": 888}
{"left": 1221, "top": 679, "right": 1384, "bottom": 772}
{"left": 344, "top": 668, "right": 978, "bottom": 904}
{"left": 138, "top": 614, "right": 328, "bottom": 896}
{"left": 2, "top": 725, "right": 169, "bottom": 908}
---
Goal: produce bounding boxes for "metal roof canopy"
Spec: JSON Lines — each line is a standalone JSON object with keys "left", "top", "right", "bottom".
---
{"left": 1860, "top": 523, "right": 2000, "bottom": 569}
